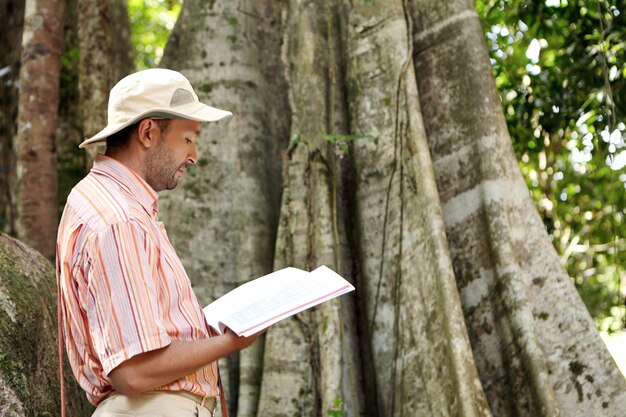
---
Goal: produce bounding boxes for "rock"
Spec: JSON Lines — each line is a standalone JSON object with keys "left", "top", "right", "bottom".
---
{"left": 0, "top": 233, "right": 92, "bottom": 417}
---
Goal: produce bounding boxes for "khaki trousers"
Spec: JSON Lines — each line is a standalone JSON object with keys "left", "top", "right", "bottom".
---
{"left": 92, "top": 391, "right": 217, "bottom": 417}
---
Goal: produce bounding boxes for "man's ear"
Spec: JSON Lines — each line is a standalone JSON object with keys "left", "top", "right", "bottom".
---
{"left": 136, "top": 119, "right": 161, "bottom": 149}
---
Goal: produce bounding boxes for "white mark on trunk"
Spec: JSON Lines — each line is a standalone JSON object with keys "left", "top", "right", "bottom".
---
{"left": 461, "top": 268, "right": 491, "bottom": 309}
{"left": 22, "top": 0, "right": 43, "bottom": 46}
{"left": 442, "top": 177, "right": 528, "bottom": 227}
{"left": 18, "top": 121, "right": 32, "bottom": 134}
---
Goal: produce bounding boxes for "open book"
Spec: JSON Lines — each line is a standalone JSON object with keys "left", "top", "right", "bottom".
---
{"left": 203, "top": 265, "right": 355, "bottom": 337}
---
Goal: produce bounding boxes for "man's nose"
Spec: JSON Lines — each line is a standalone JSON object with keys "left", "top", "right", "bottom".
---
{"left": 187, "top": 145, "right": 197, "bottom": 165}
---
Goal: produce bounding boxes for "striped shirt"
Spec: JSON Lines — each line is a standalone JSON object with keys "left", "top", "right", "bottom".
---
{"left": 56, "top": 154, "right": 219, "bottom": 405}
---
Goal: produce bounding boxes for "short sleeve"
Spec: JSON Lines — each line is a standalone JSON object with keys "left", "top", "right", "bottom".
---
{"left": 85, "top": 220, "right": 171, "bottom": 375}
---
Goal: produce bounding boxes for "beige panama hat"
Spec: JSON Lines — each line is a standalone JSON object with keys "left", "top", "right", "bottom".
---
{"left": 79, "top": 68, "right": 233, "bottom": 148}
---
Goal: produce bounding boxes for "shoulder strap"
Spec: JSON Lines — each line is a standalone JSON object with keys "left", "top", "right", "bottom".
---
{"left": 57, "top": 274, "right": 67, "bottom": 417}
{"left": 219, "top": 371, "right": 229, "bottom": 417}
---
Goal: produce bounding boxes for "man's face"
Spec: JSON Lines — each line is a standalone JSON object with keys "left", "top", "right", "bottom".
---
{"left": 144, "top": 119, "right": 201, "bottom": 192}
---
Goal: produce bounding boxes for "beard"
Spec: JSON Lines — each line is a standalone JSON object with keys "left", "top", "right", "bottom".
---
{"left": 144, "top": 136, "right": 185, "bottom": 192}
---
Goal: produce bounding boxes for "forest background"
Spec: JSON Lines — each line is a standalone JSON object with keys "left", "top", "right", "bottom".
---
{"left": 2, "top": 0, "right": 626, "bottom": 416}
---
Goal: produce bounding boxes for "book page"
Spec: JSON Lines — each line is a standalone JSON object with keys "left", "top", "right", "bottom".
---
{"left": 203, "top": 267, "right": 310, "bottom": 333}
{"left": 203, "top": 266, "right": 354, "bottom": 336}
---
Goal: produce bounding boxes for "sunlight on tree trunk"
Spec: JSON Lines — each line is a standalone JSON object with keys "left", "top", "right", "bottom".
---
{"left": 15, "top": 0, "right": 65, "bottom": 258}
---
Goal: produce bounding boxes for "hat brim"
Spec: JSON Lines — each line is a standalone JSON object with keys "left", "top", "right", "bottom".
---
{"left": 79, "top": 102, "right": 233, "bottom": 148}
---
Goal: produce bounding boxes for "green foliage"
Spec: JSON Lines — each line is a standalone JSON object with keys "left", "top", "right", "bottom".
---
{"left": 128, "top": 0, "right": 181, "bottom": 69}
{"left": 327, "top": 397, "right": 344, "bottom": 417}
{"left": 475, "top": 0, "right": 626, "bottom": 331}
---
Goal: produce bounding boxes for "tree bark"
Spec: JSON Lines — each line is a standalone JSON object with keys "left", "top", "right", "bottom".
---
{"left": 345, "top": 1, "right": 492, "bottom": 415}
{"left": 160, "top": 1, "right": 289, "bottom": 416}
{"left": 258, "top": 1, "right": 362, "bottom": 416}
{"left": 15, "top": 0, "right": 65, "bottom": 259}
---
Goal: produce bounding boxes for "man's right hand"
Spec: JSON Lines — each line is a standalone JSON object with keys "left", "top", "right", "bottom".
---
{"left": 221, "top": 327, "right": 266, "bottom": 351}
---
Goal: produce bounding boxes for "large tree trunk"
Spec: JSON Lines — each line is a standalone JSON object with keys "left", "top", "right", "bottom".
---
{"left": 78, "top": 0, "right": 135, "bottom": 164}
{"left": 160, "top": 1, "right": 289, "bottom": 416}
{"left": 257, "top": 1, "right": 362, "bottom": 416}
{"left": 410, "top": 1, "right": 626, "bottom": 415}
{"left": 160, "top": 1, "right": 626, "bottom": 416}
{"left": 345, "top": 1, "right": 491, "bottom": 416}
{"left": 14, "top": 0, "right": 65, "bottom": 259}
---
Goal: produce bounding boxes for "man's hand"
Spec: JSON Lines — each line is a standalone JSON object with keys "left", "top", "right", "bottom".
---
{"left": 221, "top": 327, "right": 265, "bottom": 351}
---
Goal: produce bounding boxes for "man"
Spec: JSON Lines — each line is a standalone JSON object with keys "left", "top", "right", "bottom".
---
{"left": 56, "top": 68, "right": 262, "bottom": 417}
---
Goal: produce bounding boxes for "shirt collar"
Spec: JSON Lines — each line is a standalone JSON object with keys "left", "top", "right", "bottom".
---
{"left": 90, "top": 154, "right": 159, "bottom": 217}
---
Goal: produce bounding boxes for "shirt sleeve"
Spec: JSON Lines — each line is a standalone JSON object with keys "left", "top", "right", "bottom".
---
{"left": 85, "top": 220, "right": 171, "bottom": 375}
